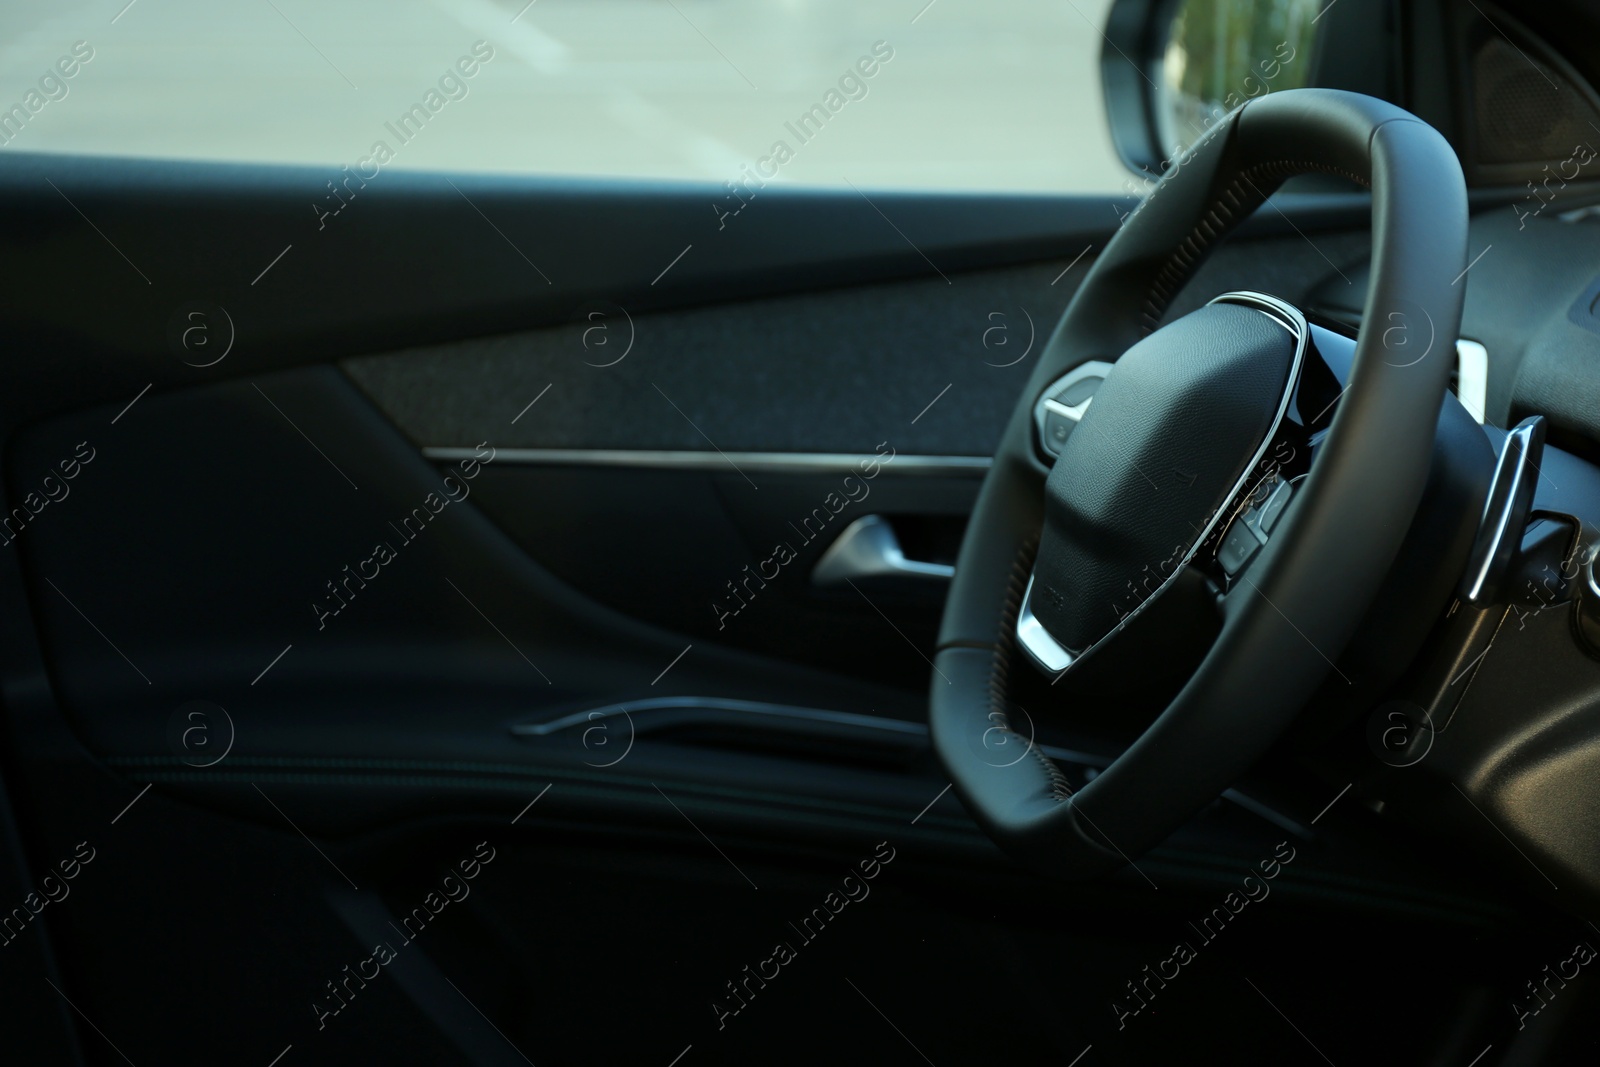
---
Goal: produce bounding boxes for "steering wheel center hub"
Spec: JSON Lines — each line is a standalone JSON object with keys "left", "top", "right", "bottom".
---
{"left": 1027, "top": 297, "right": 1300, "bottom": 662}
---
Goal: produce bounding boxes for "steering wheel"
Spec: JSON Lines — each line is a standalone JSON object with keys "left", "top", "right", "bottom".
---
{"left": 932, "top": 89, "right": 1468, "bottom": 875}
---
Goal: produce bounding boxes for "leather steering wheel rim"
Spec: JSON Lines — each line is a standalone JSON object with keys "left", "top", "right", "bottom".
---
{"left": 931, "top": 88, "right": 1469, "bottom": 876}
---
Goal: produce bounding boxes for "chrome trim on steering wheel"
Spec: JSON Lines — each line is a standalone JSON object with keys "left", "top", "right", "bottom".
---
{"left": 1015, "top": 291, "right": 1313, "bottom": 675}
{"left": 1016, "top": 575, "right": 1075, "bottom": 671}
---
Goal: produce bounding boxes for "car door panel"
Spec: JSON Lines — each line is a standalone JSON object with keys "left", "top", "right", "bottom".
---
{"left": 0, "top": 151, "right": 1520, "bottom": 1067}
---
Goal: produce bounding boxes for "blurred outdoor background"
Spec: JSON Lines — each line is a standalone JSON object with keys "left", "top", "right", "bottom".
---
{"left": 0, "top": 0, "right": 1134, "bottom": 193}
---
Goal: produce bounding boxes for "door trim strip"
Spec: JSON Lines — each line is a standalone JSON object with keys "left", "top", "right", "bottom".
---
{"left": 422, "top": 447, "right": 993, "bottom": 476}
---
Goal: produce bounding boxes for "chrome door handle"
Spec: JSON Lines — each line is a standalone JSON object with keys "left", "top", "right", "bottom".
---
{"left": 810, "top": 515, "right": 954, "bottom": 586}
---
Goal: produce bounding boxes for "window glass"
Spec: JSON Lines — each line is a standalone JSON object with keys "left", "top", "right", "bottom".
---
{"left": 0, "top": 0, "right": 1128, "bottom": 193}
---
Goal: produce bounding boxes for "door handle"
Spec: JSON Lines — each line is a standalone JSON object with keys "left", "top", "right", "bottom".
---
{"left": 810, "top": 515, "right": 954, "bottom": 586}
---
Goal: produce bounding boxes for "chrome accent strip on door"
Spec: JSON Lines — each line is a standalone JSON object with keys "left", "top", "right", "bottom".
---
{"left": 422, "top": 447, "right": 992, "bottom": 476}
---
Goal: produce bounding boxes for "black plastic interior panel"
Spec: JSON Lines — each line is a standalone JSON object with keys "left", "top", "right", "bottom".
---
{"left": 325, "top": 226, "right": 1375, "bottom": 688}
{"left": 5, "top": 365, "right": 918, "bottom": 764}
{"left": 345, "top": 260, "right": 1071, "bottom": 456}
{"left": 0, "top": 155, "right": 1376, "bottom": 863}
{"left": 1, "top": 335, "right": 1526, "bottom": 929}
{"left": 1571, "top": 272, "right": 1600, "bottom": 337}
{"left": 0, "top": 148, "right": 1366, "bottom": 436}
{"left": 459, "top": 463, "right": 978, "bottom": 687}
{"left": 11, "top": 772, "right": 1551, "bottom": 1067}
{"left": 1304, "top": 204, "right": 1600, "bottom": 438}
{"left": 0, "top": 771, "right": 78, "bottom": 1059}
{"left": 343, "top": 231, "right": 1374, "bottom": 456}
{"left": 1494, "top": 216, "right": 1600, "bottom": 458}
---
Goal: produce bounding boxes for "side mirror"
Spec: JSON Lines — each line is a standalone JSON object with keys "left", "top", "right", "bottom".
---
{"left": 1153, "top": 0, "right": 1319, "bottom": 156}
{"left": 1101, "top": 0, "right": 1389, "bottom": 179}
